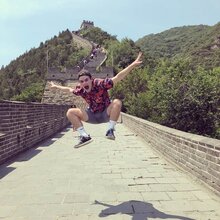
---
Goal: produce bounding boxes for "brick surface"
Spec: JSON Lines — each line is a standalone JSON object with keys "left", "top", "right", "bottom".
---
{"left": 0, "top": 101, "right": 70, "bottom": 164}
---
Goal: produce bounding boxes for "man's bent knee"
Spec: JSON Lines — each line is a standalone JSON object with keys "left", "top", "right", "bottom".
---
{"left": 112, "top": 99, "right": 122, "bottom": 108}
{"left": 107, "top": 99, "right": 122, "bottom": 116}
{"left": 66, "top": 108, "right": 88, "bottom": 122}
{"left": 66, "top": 108, "right": 80, "bottom": 119}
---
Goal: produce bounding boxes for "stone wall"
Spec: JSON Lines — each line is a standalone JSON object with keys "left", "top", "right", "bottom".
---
{"left": 0, "top": 101, "right": 71, "bottom": 164}
{"left": 72, "top": 32, "right": 93, "bottom": 51}
{"left": 42, "top": 66, "right": 113, "bottom": 106}
{"left": 121, "top": 112, "right": 220, "bottom": 195}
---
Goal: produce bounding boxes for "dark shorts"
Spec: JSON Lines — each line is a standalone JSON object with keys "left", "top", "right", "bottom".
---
{"left": 86, "top": 107, "right": 110, "bottom": 124}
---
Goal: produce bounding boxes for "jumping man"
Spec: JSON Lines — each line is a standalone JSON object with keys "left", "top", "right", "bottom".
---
{"left": 49, "top": 52, "right": 142, "bottom": 148}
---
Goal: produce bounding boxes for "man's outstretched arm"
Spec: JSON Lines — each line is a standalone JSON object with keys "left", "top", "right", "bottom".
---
{"left": 112, "top": 52, "right": 142, "bottom": 85}
{"left": 49, "top": 81, "right": 74, "bottom": 93}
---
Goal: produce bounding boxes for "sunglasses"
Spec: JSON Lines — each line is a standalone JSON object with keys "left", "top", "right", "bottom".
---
{"left": 79, "top": 77, "right": 90, "bottom": 84}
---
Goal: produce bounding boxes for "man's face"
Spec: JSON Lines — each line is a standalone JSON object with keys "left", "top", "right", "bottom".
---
{"left": 78, "top": 75, "right": 92, "bottom": 92}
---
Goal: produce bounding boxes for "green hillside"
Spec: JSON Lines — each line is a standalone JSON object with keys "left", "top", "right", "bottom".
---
{"left": 0, "top": 29, "right": 88, "bottom": 101}
{"left": 0, "top": 27, "right": 117, "bottom": 102}
{"left": 136, "top": 22, "right": 220, "bottom": 69}
{"left": 0, "top": 22, "right": 219, "bottom": 139}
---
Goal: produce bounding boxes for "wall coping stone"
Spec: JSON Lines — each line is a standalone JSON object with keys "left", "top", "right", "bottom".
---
{"left": 121, "top": 112, "right": 220, "bottom": 147}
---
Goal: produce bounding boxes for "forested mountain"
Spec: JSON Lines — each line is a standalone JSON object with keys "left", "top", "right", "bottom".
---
{"left": 0, "top": 27, "right": 117, "bottom": 102}
{"left": 0, "top": 29, "right": 89, "bottom": 101}
{"left": 136, "top": 22, "right": 220, "bottom": 69}
{"left": 110, "top": 23, "right": 220, "bottom": 139}
{"left": 0, "top": 22, "right": 219, "bottom": 139}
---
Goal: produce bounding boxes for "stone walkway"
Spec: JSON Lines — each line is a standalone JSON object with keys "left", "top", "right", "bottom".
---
{"left": 0, "top": 123, "right": 220, "bottom": 220}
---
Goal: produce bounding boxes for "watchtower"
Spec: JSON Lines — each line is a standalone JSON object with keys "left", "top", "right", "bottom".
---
{"left": 80, "top": 20, "right": 94, "bottom": 30}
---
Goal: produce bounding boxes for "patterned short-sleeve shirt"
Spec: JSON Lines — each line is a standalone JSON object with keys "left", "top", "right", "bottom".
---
{"left": 72, "top": 78, "right": 113, "bottom": 113}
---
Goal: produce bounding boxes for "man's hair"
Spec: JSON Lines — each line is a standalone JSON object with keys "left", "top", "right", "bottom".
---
{"left": 77, "top": 69, "right": 92, "bottom": 79}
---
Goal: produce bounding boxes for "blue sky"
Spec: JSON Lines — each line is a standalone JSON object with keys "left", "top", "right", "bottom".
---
{"left": 1, "top": 0, "right": 220, "bottom": 67}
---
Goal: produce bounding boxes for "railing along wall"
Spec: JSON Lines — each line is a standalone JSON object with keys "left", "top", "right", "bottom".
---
{"left": 0, "top": 101, "right": 71, "bottom": 164}
{"left": 121, "top": 112, "right": 220, "bottom": 195}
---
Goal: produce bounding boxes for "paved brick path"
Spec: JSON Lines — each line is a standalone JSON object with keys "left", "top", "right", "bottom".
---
{"left": 0, "top": 123, "right": 220, "bottom": 220}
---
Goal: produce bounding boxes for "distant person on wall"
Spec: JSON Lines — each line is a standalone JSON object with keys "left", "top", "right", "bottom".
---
{"left": 49, "top": 52, "right": 142, "bottom": 148}
{"left": 83, "top": 59, "right": 87, "bottom": 66}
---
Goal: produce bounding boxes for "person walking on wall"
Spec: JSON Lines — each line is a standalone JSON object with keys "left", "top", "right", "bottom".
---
{"left": 49, "top": 52, "right": 142, "bottom": 148}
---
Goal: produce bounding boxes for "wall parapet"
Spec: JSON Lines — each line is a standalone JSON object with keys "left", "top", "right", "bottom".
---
{"left": 121, "top": 112, "right": 220, "bottom": 195}
{"left": 0, "top": 101, "right": 71, "bottom": 164}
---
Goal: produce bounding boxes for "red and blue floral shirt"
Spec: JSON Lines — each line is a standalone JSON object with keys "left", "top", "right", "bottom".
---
{"left": 72, "top": 78, "right": 114, "bottom": 113}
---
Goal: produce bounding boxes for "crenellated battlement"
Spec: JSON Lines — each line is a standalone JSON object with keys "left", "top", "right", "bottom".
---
{"left": 0, "top": 101, "right": 71, "bottom": 164}
{"left": 80, "top": 20, "right": 94, "bottom": 30}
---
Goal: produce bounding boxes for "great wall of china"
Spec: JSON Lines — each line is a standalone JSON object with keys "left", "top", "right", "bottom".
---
{"left": 0, "top": 21, "right": 220, "bottom": 196}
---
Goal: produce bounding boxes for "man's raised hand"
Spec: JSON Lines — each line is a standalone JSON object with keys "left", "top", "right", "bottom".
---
{"left": 133, "top": 52, "right": 143, "bottom": 67}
